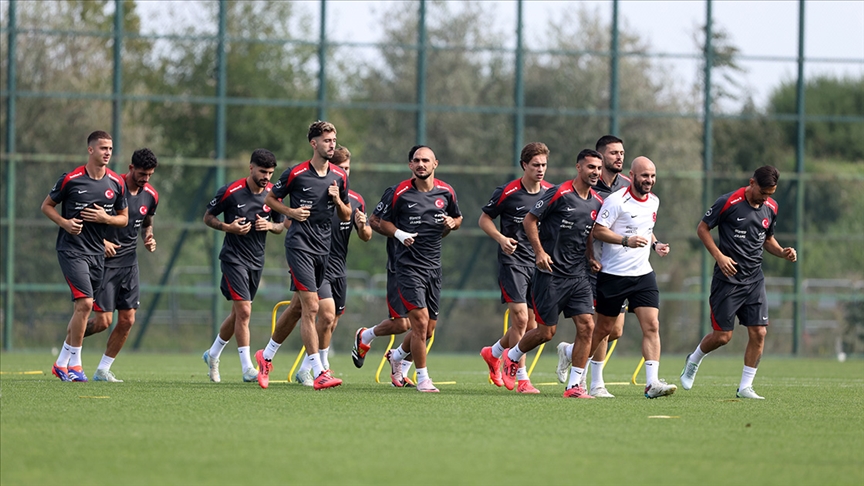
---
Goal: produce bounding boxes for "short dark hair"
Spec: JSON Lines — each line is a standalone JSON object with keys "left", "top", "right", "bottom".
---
{"left": 577, "top": 149, "right": 603, "bottom": 163}
{"left": 131, "top": 148, "right": 158, "bottom": 170}
{"left": 408, "top": 145, "right": 429, "bottom": 161}
{"left": 595, "top": 135, "right": 623, "bottom": 152}
{"left": 87, "top": 131, "right": 112, "bottom": 145}
{"left": 250, "top": 149, "right": 277, "bottom": 168}
{"left": 331, "top": 145, "right": 351, "bottom": 165}
{"left": 753, "top": 165, "right": 779, "bottom": 188}
{"left": 307, "top": 120, "right": 336, "bottom": 141}
{"left": 519, "top": 142, "right": 550, "bottom": 169}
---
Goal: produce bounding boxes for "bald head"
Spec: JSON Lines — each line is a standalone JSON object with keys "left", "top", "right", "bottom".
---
{"left": 629, "top": 156, "right": 656, "bottom": 197}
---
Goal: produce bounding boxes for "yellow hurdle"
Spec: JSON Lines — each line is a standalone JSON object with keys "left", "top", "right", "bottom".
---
{"left": 269, "top": 300, "right": 307, "bottom": 383}
{"left": 602, "top": 339, "right": 618, "bottom": 369}
{"left": 631, "top": 357, "right": 646, "bottom": 385}
{"left": 374, "top": 335, "right": 396, "bottom": 384}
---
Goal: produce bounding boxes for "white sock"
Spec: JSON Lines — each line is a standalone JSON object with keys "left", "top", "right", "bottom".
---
{"left": 390, "top": 346, "right": 409, "bottom": 363}
{"left": 97, "top": 354, "right": 115, "bottom": 371}
{"left": 507, "top": 344, "right": 526, "bottom": 362}
{"left": 319, "top": 347, "right": 330, "bottom": 370}
{"left": 491, "top": 340, "right": 506, "bottom": 358}
{"left": 567, "top": 366, "right": 585, "bottom": 389}
{"left": 308, "top": 353, "right": 324, "bottom": 377}
{"left": 516, "top": 367, "right": 529, "bottom": 381}
{"left": 263, "top": 339, "right": 281, "bottom": 361}
{"left": 690, "top": 344, "right": 708, "bottom": 364}
{"left": 68, "top": 345, "right": 83, "bottom": 368}
{"left": 590, "top": 360, "right": 605, "bottom": 389}
{"left": 56, "top": 341, "right": 73, "bottom": 367}
{"left": 209, "top": 336, "right": 229, "bottom": 360}
{"left": 299, "top": 354, "right": 313, "bottom": 373}
{"left": 644, "top": 360, "right": 660, "bottom": 384}
{"left": 416, "top": 367, "right": 429, "bottom": 383}
{"left": 401, "top": 360, "right": 413, "bottom": 375}
{"left": 739, "top": 366, "right": 757, "bottom": 390}
{"left": 565, "top": 343, "right": 573, "bottom": 361}
{"left": 361, "top": 328, "right": 377, "bottom": 345}
{"left": 238, "top": 346, "right": 254, "bottom": 370}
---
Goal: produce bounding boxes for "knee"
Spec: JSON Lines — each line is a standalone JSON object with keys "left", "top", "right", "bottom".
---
{"left": 116, "top": 315, "right": 135, "bottom": 331}
{"left": 76, "top": 298, "right": 94, "bottom": 314}
{"left": 234, "top": 303, "right": 252, "bottom": 322}
{"left": 642, "top": 319, "right": 660, "bottom": 335}
{"left": 395, "top": 318, "right": 410, "bottom": 333}
{"left": 714, "top": 331, "right": 733, "bottom": 346}
{"left": 608, "top": 327, "right": 623, "bottom": 340}
{"left": 91, "top": 315, "right": 112, "bottom": 334}
{"left": 577, "top": 316, "right": 594, "bottom": 335}
{"left": 510, "top": 309, "right": 530, "bottom": 331}
{"left": 538, "top": 325, "right": 556, "bottom": 342}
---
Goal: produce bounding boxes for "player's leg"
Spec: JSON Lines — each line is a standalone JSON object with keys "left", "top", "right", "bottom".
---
{"left": 680, "top": 278, "right": 737, "bottom": 390}
{"left": 504, "top": 271, "right": 560, "bottom": 391}
{"left": 633, "top": 302, "right": 676, "bottom": 398}
{"left": 354, "top": 271, "right": 406, "bottom": 367}
{"left": 316, "top": 297, "right": 337, "bottom": 371}
{"left": 737, "top": 282, "right": 768, "bottom": 399}
{"left": 586, "top": 310, "right": 624, "bottom": 396}
{"left": 54, "top": 254, "right": 101, "bottom": 382}
{"left": 93, "top": 309, "right": 133, "bottom": 382}
{"left": 231, "top": 299, "right": 258, "bottom": 382}
{"left": 562, "top": 279, "right": 596, "bottom": 398}
{"left": 204, "top": 262, "right": 243, "bottom": 383}
{"left": 407, "top": 307, "right": 436, "bottom": 392}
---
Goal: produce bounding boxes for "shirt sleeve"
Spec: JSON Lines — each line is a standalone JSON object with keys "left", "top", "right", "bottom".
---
{"left": 701, "top": 194, "right": 727, "bottom": 230}
{"left": 481, "top": 185, "right": 505, "bottom": 219}
{"left": 447, "top": 192, "right": 462, "bottom": 218}
{"left": 373, "top": 187, "right": 395, "bottom": 219}
{"left": 270, "top": 167, "right": 292, "bottom": 200}
{"left": 529, "top": 187, "right": 556, "bottom": 221}
{"left": 48, "top": 173, "right": 68, "bottom": 203}
{"left": 595, "top": 195, "right": 620, "bottom": 228}
{"left": 206, "top": 185, "right": 229, "bottom": 217}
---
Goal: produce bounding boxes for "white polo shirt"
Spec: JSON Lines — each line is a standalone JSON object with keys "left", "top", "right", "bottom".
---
{"left": 594, "top": 186, "right": 659, "bottom": 277}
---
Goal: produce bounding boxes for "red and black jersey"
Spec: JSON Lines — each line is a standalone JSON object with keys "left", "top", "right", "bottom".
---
{"left": 482, "top": 178, "right": 555, "bottom": 267}
{"left": 48, "top": 166, "right": 127, "bottom": 256}
{"left": 105, "top": 183, "right": 159, "bottom": 268}
{"left": 372, "top": 184, "right": 400, "bottom": 274}
{"left": 325, "top": 190, "right": 365, "bottom": 279}
{"left": 529, "top": 182, "right": 603, "bottom": 278}
{"left": 702, "top": 187, "right": 778, "bottom": 285}
{"left": 382, "top": 178, "right": 462, "bottom": 270}
{"left": 207, "top": 178, "right": 284, "bottom": 270}
{"left": 271, "top": 160, "right": 349, "bottom": 256}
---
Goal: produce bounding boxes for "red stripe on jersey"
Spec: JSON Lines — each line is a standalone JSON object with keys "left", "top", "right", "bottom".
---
{"left": 289, "top": 268, "right": 310, "bottom": 292}
{"left": 496, "top": 179, "right": 523, "bottom": 207}
{"left": 618, "top": 174, "right": 632, "bottom": 183}
{"left": 719, "top": 187, "right": 748, "bottom": 215}
{"left": 224, "top": 277, "right": 244, "bottom": 301}
{"left": 348, "top": 190, "right": 365, "bottom": 210}
{"left": 392, "top": 179, "right": 415, "bottom": 206}
{"left": 710, "top": 310, "right": 723, "bottom": 331}
{"left": 434, "top": 179, "right": 456, "bottom": 200}
{"left": 764, "top": 197, "right": 778, "bottom": 214}
{"left": 65, "top": 276, "right": 88, "bottom": 300}
{"left": 60, "top": 166, "right": 87, "bottom": 191}
{"left": 627, "top": 185, "right": 649, "bottom": 202}
{"left": 93, "top": 300, "right": 104, "bottom": 312}
{"left": 387, "top": 300, "right": 402, "bottom": 319}
{"left": 107, "top": 168, "right": 125, "bottom": 195}
{"left": 286, "top": 161, "right": 311, "bottom": 188}
{"left": 329, "top": 163, "right": 349, "bottom": 187}
{"left": 398, "top": 288, "right": 419, "bottom": 312}
{"left": 549, "top": 183, "right": 573, "bottom": 204}
{"left": 220, "top": 178, "right": 247, "bottom": 202}
{"left": 499, "top": 280, "right": 513, "bottom": 303}
{"left": 531, "top": 293, "right": 546, "bottom": 325}
{"left": 143, "top": 183, "right": 159, "bottom": 203}
{"left": 541, "top": 180, "right": 555, "bottom": 189}
{"left": 589, "top": 188, "right": 604, "bottom": 204}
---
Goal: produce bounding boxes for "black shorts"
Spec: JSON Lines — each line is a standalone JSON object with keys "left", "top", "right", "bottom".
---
{"left": 709, "top": 278, "right": 769, "bottom": 331}
{"left": 319, "top": 275, "right": 347, "bottom": 316}
{"left": 58, "top": 251, "right": 104, "bottom": 301}
{"left": 589, "top": 271, "right": 626, "bottom": 314}
{"left": 498, "top": 263, "right": 533, "bottom": 308}
{"left": 286, "top": 247, "right": 326, "bottom": 293}
{"left": 386, "top": 270, "right": 407, "bottom": 319}
{"left": 95, "top": 265, "right": 139, "bottom": 312}
{"left": 595, "top": 271, "right": 659, "bottom": 317}
{"left": 530, "top": 270, "right": 594, "bottom": 326}
{"left": 220, "top": 261, "right": 262, "bottom": 302}
{"left": 393, "top": 266, "right": 441, "bottom": 319}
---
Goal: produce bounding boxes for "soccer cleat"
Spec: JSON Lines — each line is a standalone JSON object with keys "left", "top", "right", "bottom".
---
{"left": 680, "top": 353, "right": 700, "bottom": 390}
{"left": 517, "top": 380, "right": 540, "bottom": 394}
{"left": 480, "top": 346, "right": 504, "bottom": 387}
{"left": 203, "top": 350, "right": 221, "bottom": 383}
{"left": 352, "top": 327, "right": 371, "bottom": 368}
{"left": 501, "top": 349, "right": 519, "bottom": 391}
{"left": 416, "top": 379, "right": 439, "bottom": 393}
{"left": 242, "top": 367, "right": 259, "bottom": 383}
{"left": 589, "top": 386, "right": 615, "bottom": 398}
{"left": 313, "top": 369, "right": 342, "bottom": 390}
{"left": 563, "top": 385, "right": 594, "bottom": 399}
{"left": 52, "top": 364, "right": 71, "bottom": 382}
{"left": 255, "top": 349, "right": 271, "bottom": 389}
{"left": 67, "top": 366, "right": 88, "bottom": 382}
{"left": 295, "top": 369, "right": 314, "bottom": 387}
{"left": 400, "top": 374, "right": 416, "bottom": 388}
{"left": 736, "top": 386, "right": 765, "bottom": 400}
{"left": 644, "top": 380, "right": 678, "bottom": 399}
{"left": 93, "top": 369, "right": 123, "bottom": 382}
{"left": 556, "top": 342, "right": 571, "bottom": 383}
{"left": 386, "top": 350, "right": 404, "bottom": 387}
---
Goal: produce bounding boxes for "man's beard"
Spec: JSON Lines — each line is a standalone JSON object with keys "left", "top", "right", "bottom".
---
{"left": 415, "top": 172, "right": 432, "bottom": 180}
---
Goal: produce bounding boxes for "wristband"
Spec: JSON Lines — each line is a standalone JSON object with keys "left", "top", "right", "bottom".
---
{"left": 622, "top": 236, "right": 629, "bottom": 247}
{"left": 394, "top": 229, "right": 413, "bottom": 244}
{"left": 652, "top": 241, "right": 658, "bottom": 251}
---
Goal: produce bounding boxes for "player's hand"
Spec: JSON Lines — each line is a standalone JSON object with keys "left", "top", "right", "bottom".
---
{"left": 627, "top": 235, "right": 650, "bottom": 248}
{"left": 442, "top": 215, "right": 457, "bottom": 230}
{"left": 354, "top": 210, "right": 367, "bottom": 228}
{"left": 80, "top": 204, "right": 109, "bottom": 223}
{"left": 589, "top": 258, "right": 602, "bottom": 273}
{"left": 536, "top": 251, "right": 553, "bottom": 272}
{"left": 394, "top": 229, "right": 417, "bottom": 246}
{"left": 254, "top": 214, "right": 270, "bottom": 232}
{"left": 782, "top": 247, "right": 797, "bottom": 262}
{"left": 64, "top": 218, "right": 84, "bottom": 235}
{"left": 715, "top": 254, "right": 738, "bottom": 277}
{"left": 499, "top": 237, "right": 518, "bottom": 255}
{"left": 291, "top": 206, "right": 311, "bottom": 222}
{"left": 104, "top": 240, "right": 120, "bottom": 258}
{"left": 654, "top": 242, "right": 670, "bottom": 257}
{"left": 143, "top": 234, "right": 157, "bottom": 252}
{"left": 226, "top": 217, "right": 251, "bottom": 235}
{"left": 328, "top": 181, "right": 340, "bottom": 199}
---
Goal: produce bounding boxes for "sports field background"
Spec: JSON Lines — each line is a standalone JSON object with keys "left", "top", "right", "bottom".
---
{"left": 1, "top": 352, "right": 862, "bottom": 485}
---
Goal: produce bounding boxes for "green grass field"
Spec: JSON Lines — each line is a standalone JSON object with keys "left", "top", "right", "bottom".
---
{"left": 1, "top": 351, "right": 862, "bottom": 485}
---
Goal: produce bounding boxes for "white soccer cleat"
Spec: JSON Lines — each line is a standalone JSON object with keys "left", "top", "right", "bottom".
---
{"left": 736, "top": 386, "right": 765, "bottom": 400}
{"left": 680, "top": 354, "right": 700, "bottom": 390}
{"left": 556, "top": 342, "right": 571, "bottom": 383}
{"left": 203, "top": 350, "right": 221, "bottom": 383}
{"left": 644, "top": 379, "right": 677, "bottom": 399}
{"left": 242, "top": 367, "right": 259, "bottom": 383}
{"left": 416, "top": 379, "right": 439, "bottom": 393}
{"left": 93, "top": 369, "right": 123, "bottom": 383}
{"left": 294, "top": 369, "right": 314, "bottom": 387}
{"left": 590, "top": 386, "right": 615, "bottom": 398}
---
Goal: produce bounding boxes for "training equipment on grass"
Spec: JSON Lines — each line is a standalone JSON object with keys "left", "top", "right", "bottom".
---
{"left": 270, "top": 300, "right": 307, "bottom": 383}
{"left": 374, "top": 335, "right": 396, "bottom": 383}
{"left": 492, "top": 309, "right": 545, "bottom": 384}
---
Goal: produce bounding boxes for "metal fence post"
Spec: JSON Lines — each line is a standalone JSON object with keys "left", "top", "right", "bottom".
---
{"left": 699, "top": 0, "right": 714, "bottom": 338}
{"left": 793, "top": 0, "right": 806, "bottom": 355}
{"left": 415, "top": 0, "right": 427, "bottom": 145}
{"left": 512, "top": 0, "right": 524, "bottom": 173}
{"left": 317, "top": 0, "right": 327, "bottom": 121}
{"left": 212, "top": 0, "right": 228, "bottom": 338}
{"left": 609, "top": 0, "right": 620, "bottom": 136}
{"left": 3, "top": 0, "right": 18, "bottom": 350}
{"left": 112, "top": 0, "right": 123, "bottom": 163}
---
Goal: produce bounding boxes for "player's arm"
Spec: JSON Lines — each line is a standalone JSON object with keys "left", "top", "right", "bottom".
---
{"left": 697, "top": 220, "right": 737, "bottom": 276}
{"left": 41, "top": 195, "right": 83, "bottom": 235}
{"left": 523, "top": 213, "right": 552, "bottom": 272}
{"left": 763, "top": 235, "right": 797, "bottom": 262}
{"left": 329, "top": 181, "right": 352, "bottom": 222}
{"left": 377, "top": 218, "right": 416, "bottom": 247}
{"left": 254, "top": 214, "right": 284, "bottom": 235}
{"left": 354, "top": 209, "right": 372, "bottom": 242}
{"left": 264, "top": 190, "right": 309, "bottom": 222}
{"left": 204, "top": 210, "right": 251, "bottom": 235}
{"left": 593, "top": 223, "right": 648, "bottom": 248}
{"left": 478, "top": 213, "right": 516, "bottom": 254}
{"left": 649, "top": 233, "right": 670, "bottom": 257}
{"left": 81, "top": 205, "right": 128, "bottom": 228}
{"left": 141, "top": 214, "right": 157, "bottom": 252}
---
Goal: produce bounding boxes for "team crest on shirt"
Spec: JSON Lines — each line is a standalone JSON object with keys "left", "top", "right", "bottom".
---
{"left": 762, "top": 218, "right": 769, "bottom": 229}
{"left": 139, "top": 205, "right": 148, "bottom": 215}
{"left": 105, "top": 189, "right": 115, "bottom": 199}
{"left": 263, "top": 204, "right": 271, "bottom": 213}
{"left": 435, "top": 198, "right": 445, "bottom": 209}
{"left": 591, "top": 210, "right": 597, "bottom": 220}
